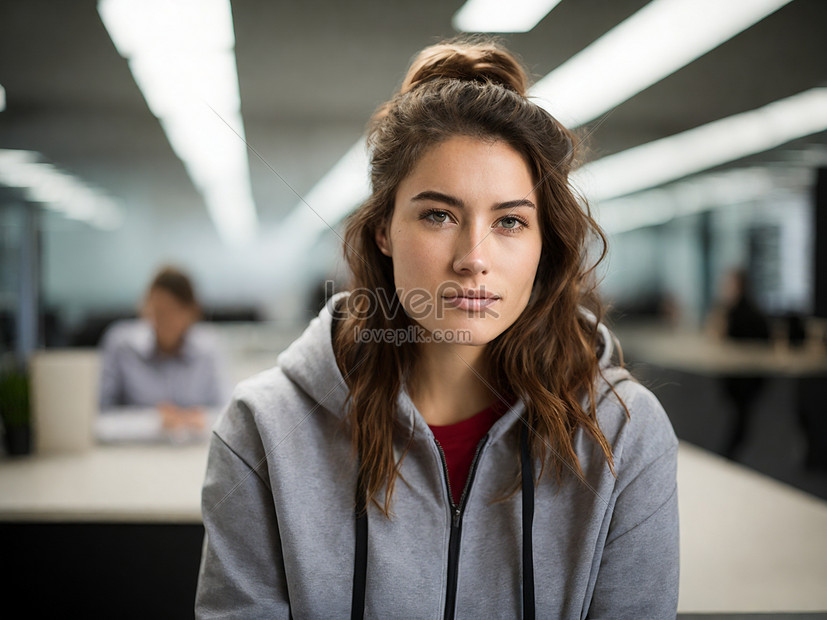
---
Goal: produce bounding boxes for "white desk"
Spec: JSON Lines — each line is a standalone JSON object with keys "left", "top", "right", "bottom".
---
{"left": 676, "top": 443, "right": 827, "bottom": 613}
{"left": 0, "top": 443, "right": 208, "bottom": 523}
{"left": 1, "top": 441, "right": 826, "bottom": 612}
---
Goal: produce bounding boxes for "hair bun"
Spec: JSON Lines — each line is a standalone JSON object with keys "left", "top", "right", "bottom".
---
{"left": 400, "top": 38, "right": 528, "bottom": 97}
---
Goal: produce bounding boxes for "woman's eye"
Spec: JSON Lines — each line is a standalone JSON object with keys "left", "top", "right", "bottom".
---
{"left": 424, "top": 210, "right": 450, "bottom": 224}
{"left": 498, "top": 216, "right": 524, "bottom": 230}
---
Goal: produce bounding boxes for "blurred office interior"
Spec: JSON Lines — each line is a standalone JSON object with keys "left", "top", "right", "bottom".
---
{"left": 1, "top": 1, "right": 826, "bottom": 616}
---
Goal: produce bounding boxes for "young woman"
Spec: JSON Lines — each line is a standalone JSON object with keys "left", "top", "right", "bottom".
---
{"left": 196, "top": 39, "right": 679, "bottom": 619}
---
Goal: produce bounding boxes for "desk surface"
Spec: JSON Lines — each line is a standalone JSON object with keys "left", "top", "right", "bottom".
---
{"left": 0, "top": 443, "right": 208, "bottom": 523}
{"left": 616, "top": 324, "right": 827, "bottom": 375}
{"left": 1, "top": 441, "right": 825, "bottom": 612}
{"left": 676, "top": 443, "right": 827, "bottom": 613}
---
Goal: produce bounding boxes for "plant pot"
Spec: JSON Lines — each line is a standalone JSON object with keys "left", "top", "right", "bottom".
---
{"left": 3, "top": 425, "right": 32, "bottom": 456}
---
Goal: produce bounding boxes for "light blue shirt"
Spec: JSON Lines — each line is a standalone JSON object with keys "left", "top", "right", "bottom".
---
{"left": 99, "top": 319, "right": 230, "bottom": 410}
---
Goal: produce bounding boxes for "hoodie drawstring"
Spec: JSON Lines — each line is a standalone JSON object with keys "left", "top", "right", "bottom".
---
{"left": 351, "top": 466, "right": 368, "bottom": 620}
{"left": 350, "top": 433, "right": 537, "bottom": 619}
{"left": 520, "top": 425, "right": 536, "bottom": 620}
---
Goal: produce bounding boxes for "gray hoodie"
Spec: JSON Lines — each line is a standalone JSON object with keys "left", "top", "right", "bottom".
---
{"left": 196, "top": 297, "right": 679, "bottom": 619}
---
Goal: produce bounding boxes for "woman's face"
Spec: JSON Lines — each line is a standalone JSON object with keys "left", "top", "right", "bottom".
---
{"left": 142, "top": 287, "right": 197, "bottom": 354}
{"left": 376, "top": 135, "right": 542, "bottom": 346}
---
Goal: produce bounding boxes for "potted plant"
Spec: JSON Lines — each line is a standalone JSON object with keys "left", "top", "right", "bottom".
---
{"left": 0, "top": 365, "right": 32, "bottom": 456}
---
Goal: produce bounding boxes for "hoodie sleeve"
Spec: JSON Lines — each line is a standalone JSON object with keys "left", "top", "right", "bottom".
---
{"left": 195, "top": 401, "right": 291, "bottom": 618}
{"left": 587, "top": 383, "right": 680, "bottom": 620}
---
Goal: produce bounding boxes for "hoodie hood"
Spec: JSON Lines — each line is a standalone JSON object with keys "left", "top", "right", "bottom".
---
{"left": 276, "top": 293, "right": 350, "bottom": 419}
{"left": 275, "top": 293, "right": 432, "bottom": 437}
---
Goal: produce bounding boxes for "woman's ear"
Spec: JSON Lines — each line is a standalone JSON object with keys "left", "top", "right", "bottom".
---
{"left": 375, "top": 224, "right": 392, "bottom": 257}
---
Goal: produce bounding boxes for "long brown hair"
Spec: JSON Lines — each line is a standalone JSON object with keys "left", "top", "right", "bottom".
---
{"left": 334, "top": 38, "right": 617, "bottom": 515}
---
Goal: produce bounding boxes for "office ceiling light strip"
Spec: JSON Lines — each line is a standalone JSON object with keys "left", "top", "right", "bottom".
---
{"left": 281, "top": 0, "right": 794, "bottom": 254}
{"left": 452, "top": 0, "right": 563, "bottom": 33}
{"left": 0, "top": 149, "right": 124, "bottom": 229}
{"left": 270, "top": 142, "right": 370, "bottom": 265}
{"left": 573, "top": 87, "right": 827, "bottom": 203}
{"left": 532, "top": 0, "right": 793, "bottom": 127}
{"left": 596, "top": 167, "right": 783, "bottom": 235}
{"left": 97, "top": 0, "right": 257, "bottom": 246}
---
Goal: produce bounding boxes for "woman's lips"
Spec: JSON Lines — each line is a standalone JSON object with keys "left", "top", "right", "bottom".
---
{"left": 443, "top": 295, "right": 500, "bottom": 311}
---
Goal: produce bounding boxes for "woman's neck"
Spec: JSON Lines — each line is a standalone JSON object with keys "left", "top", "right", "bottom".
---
{"left": 155, "top": 333, "right": 186, "bottom": 357}
{"left": 409, "top": 342, "right": 497, "bottom": 426}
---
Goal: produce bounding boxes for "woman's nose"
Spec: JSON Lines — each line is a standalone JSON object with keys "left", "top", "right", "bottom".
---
{"left": 452, "top": 224, "right": 490, "bottom": 276}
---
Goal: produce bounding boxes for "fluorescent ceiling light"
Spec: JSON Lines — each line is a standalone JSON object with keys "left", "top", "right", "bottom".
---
{"left": 0, "top": 149, "right": 124, "bottom": 230}
{"left": 280, "top": 141, "right": 370, "bottom": 233}
{"left": 532, "top": 0, "right": 792, "bottom": 127}
{"left": 97, "top": 0, "right": 257, "bottom": 245}
{"left": 596, "top": 167, "right": 780, "bottom": 235}
{"left": 572, "top": 88, "right": 827, "bottom": 203}
{"left": 271, "top": 141, "right": 370, "bottom": 265}
{"left": 452, "top": 0, "right": 562, "bottom": 33}
{"left": 275, "top": 0, "right": 795, "bottom": 266}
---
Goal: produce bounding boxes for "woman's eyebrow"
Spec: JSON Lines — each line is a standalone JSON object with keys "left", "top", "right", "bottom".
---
{"left": 410, "top": 190, "right": 464, "bottom": 207}
{"left": 494, "top": 199, "right": 535, "bottom": 211}
{"left": 410, "top": 190, "right": 535, "bottom": 210}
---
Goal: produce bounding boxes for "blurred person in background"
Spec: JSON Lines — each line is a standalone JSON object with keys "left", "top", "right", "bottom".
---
{"left": 97, "top": 265, "right": 229, "bottom": 441}
{"left": 708, "top": 267, "right": 771, "bottom": 459}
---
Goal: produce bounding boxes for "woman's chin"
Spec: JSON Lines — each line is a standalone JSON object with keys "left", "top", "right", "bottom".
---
{"left": 416, "top": 320, "right": 508, "bottom": 348}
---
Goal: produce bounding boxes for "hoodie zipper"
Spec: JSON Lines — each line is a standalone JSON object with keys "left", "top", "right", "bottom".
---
{"left": 435, "top": 435, "right": 489, "bottom": 620}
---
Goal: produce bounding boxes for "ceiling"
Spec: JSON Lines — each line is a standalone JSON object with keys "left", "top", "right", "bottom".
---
{"left": 0, "top": 0, "right": 826, "bottom": 314}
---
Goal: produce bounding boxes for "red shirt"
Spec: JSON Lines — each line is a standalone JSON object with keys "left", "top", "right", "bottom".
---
{"left": 429, "top": 402, "right": 506, "bottom": 505}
